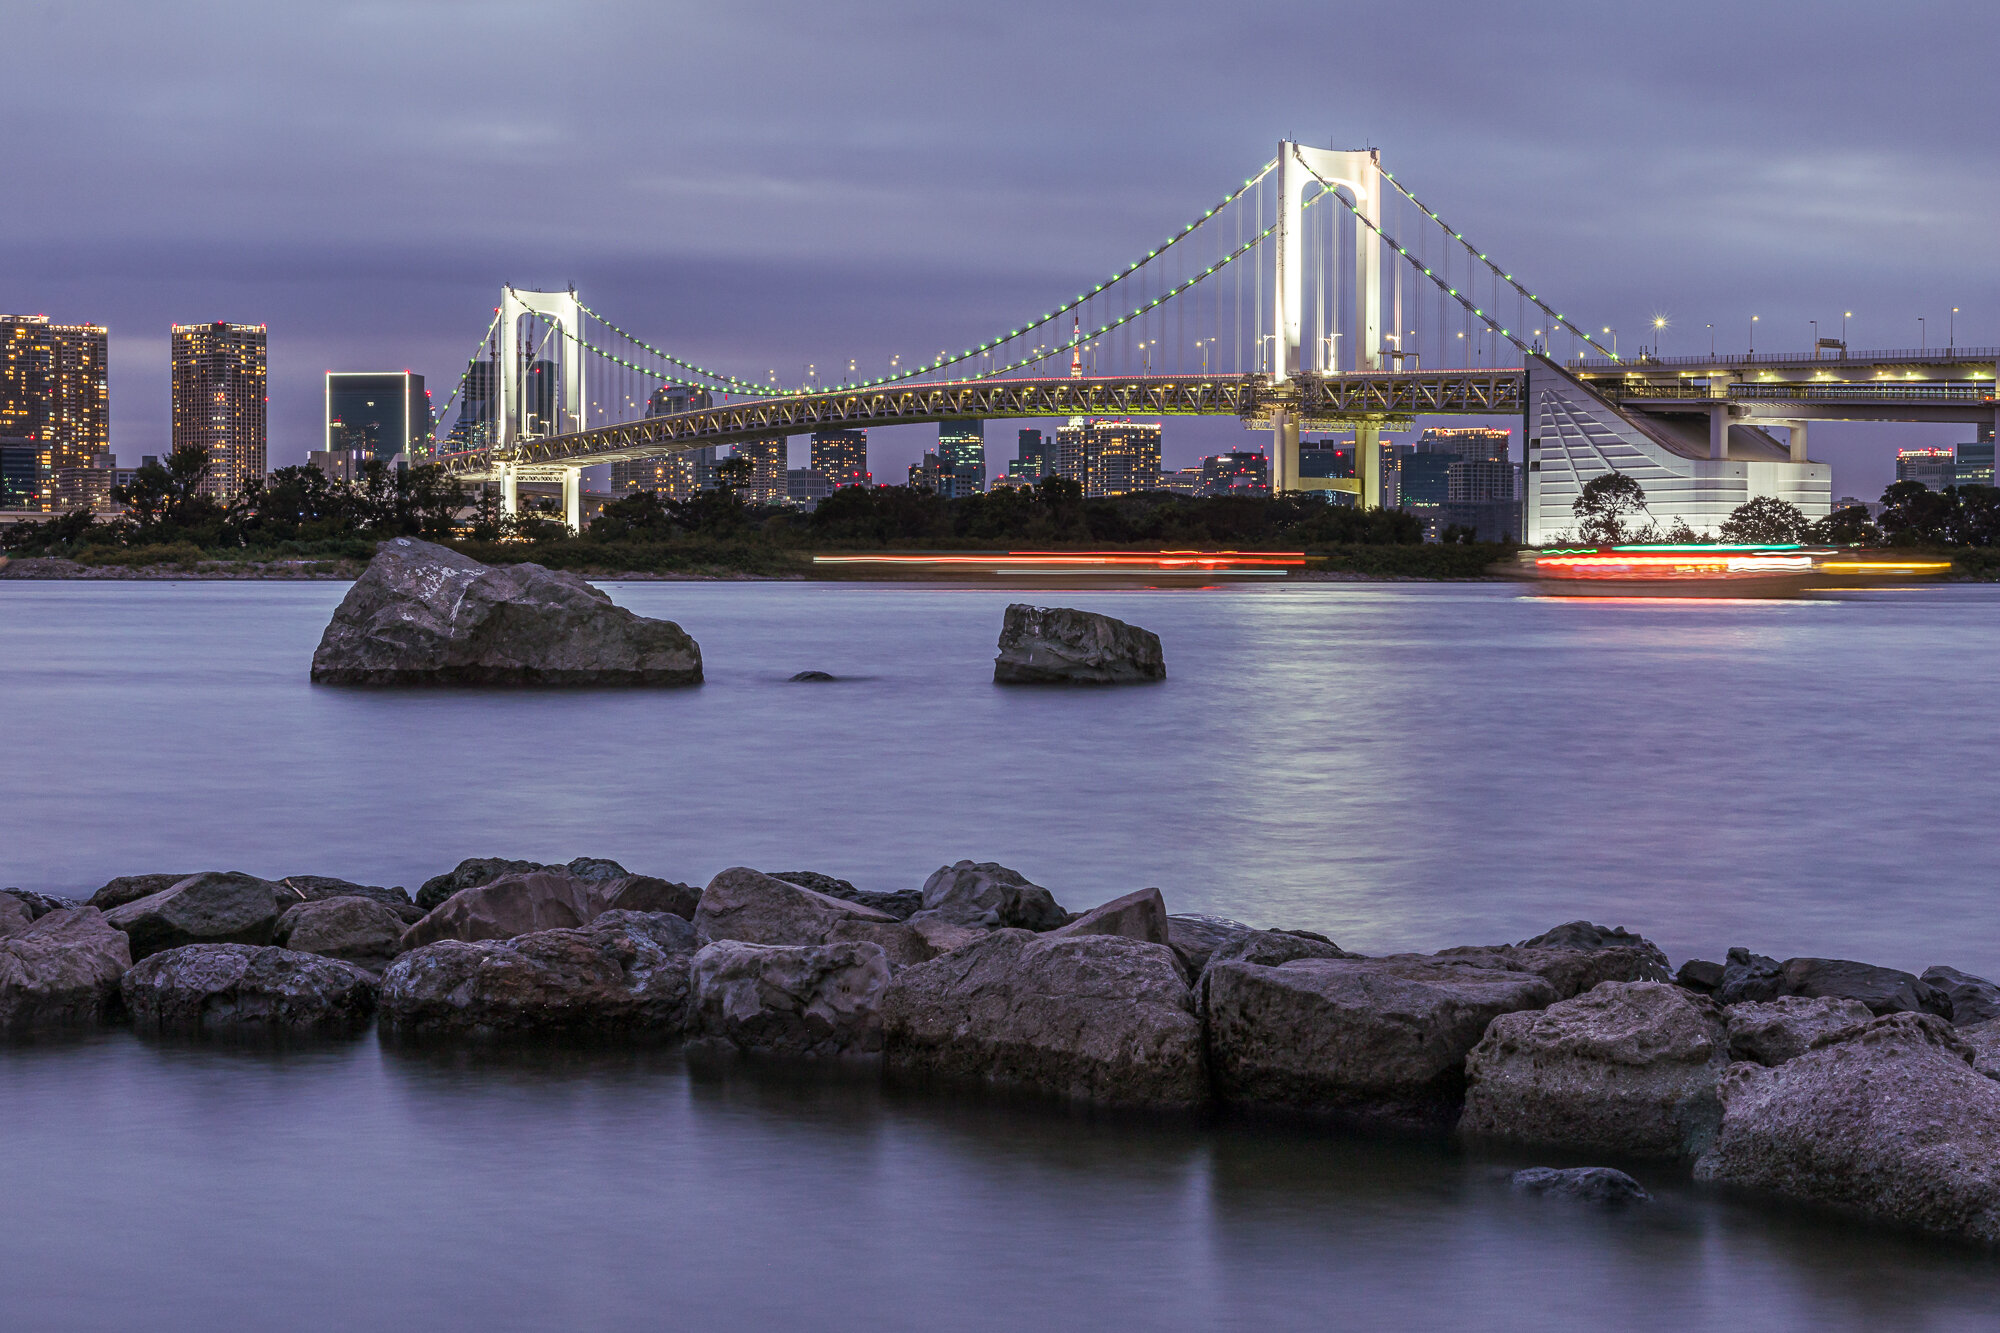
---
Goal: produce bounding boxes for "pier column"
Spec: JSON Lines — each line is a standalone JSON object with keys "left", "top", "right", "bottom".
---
{"left": 499, "top": 465, "right": 518, "bottom": 518}
{"left": 1272, "top": 410, "right": 1300, "bottom": 493}
{"left": 1709, "top": 406, "right": 1730, "bottom": 460}
{"left": 561, "top": 469, "right": 582, "bottom": 533}
{"left": 1359, "top": 423, "right": 1382, "bottom": 509}
{"left": 1788, "top": 423, "right": 1808, "bottom": 463}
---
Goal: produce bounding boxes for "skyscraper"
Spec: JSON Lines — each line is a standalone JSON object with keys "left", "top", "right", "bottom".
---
{"left": 0, "top": 314, "right": 109, "bottom": 510}
{"left": 1896, "top": 447, "right": 1957, "bottom": 491}
{"left": 612, "top": 385, "right": 714, "bottom": 497}
{"left": 1199, "top": 451, "right": 1269, "bottom": 495}
{"left": 1416, "top": 426, "right": 1511, "bottom": 462}
{"left": 1016, "top": 429, "right": 1051, "bottom": 478}
{"left": 446, "top": 360, "right": 496, "bottom": 451}
{"left": 731, "top": 437, "right": 788, "bottom": 506}
{"left": 325, "top": 371, "right": 429, "bottom": 465}
{"left": 171, "top": 321, "right": 267, "bottom": 496}
{"left": 810, "top": 429, "right": 869, "bottom": 489}
{"left": 938, "top": 419, "right": 986, "bottom": 497}
{"left": 1055, "top": 419, "right": 1162, "bottom": 496}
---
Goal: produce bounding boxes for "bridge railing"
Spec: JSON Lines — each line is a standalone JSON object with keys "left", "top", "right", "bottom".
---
{"left": 1618, "top": 381, "right": 1994, "bottom": 403}
{"left": 1571, "top": 346, "right": 2000, "bottom": 371}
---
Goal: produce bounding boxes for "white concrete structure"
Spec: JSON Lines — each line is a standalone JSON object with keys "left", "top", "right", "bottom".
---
{"left": 495, "top": 287, "right": 588, "bottom": 528}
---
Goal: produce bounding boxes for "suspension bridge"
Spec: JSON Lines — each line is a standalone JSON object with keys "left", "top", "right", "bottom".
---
{"left": 424, "top": 141, "right": 2000, "bottom": 542}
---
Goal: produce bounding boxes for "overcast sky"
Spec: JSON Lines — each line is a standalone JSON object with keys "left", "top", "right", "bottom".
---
{"left": 6, "top": 0, "right": 1996, "bottom": 496}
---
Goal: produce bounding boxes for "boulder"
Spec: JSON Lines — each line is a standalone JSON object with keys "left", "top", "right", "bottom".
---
{"left": 415, "top": 857, "right": 551, "bottom": 912}
{"left": 1957, "top": 1020, "right": 2000, "bottom": 1081}
{"left": 1460, "top": 982, "right": 1731, "bottom": 1158}
{"left": 380, "top": 911, "right": 698, "bottom": 1037}
{"left": 1724, "top": 995, "right": 1874, "bottom": 1066}
{"left": 1695, "top": 1013, "right": 2000, "bottom": 1244}
{"left": 401, "top": 870, "right": 611, "bottom": 949}
{"left": 1518, "top": 921, "right": 1667, "bottom": 963}
{"left": 881, "top": 930, "right": 1207, "bottom": 1109}
{"left": 1777, "top": 957, "right": 1951, "bottom": 1018}
{"left": 918, "top": 860, "right": 1068, "bottom": 930}
{"left": 87, "top": 873, "right": 195, "bottom": 912}
{"left": 564, "top": 857, "right": 630, "bottom": 881}
{"left": 767, "top": 871, "right": 923, "bottom": 921}
{"left": 0, "top": 908, "right": 131, "bottom": 1033}
{"left": 1510, "top": 1167, "right": 1650, "bottom": 1204}
{"left": 1204, "top": 955, "right": 1556, "bottom": 1130}
{"left": 0, "top": 895, "right": 30, "bottom": 939}
{"left": 274, "top": 876, "right": 420, "bottom": 921}
{"left": 694, "top": 867, "right": 899, "bottom": 947}
{"left": 310, "top": 537, "right": 703, "bottom": 686}
{"left": 1438, "top": 924, "right": 1669, "bottom": 1001}
{"left": 993, "top": 603, "right": 1164, "bottom": 685}
{"left": 1, "top": 888, "right": 68, "bottom": 921}
{"left": 1164, "top": 914, "right": 1256, "bottom": 974}
{"left": 1923, "top": 966, "right": 2000, "bottom": 1027}
{"left": 690, "top": 940, "right": 892, "bottom": 1057}
{"left": 827, "top": 913, "right": 985, "bottom": 972}
{"left": 603, "top": 876, "right": 701, "bottom": 920}
{"left": 121, "top": 944, "right": 377, "bottom": 1035}
{"left": 1674, "top": 959, "right": 1725, "bottom": 995}
{"left": 1049, "top": 887, "right": 1169, "bottom": 945}
{"left": 1716, "top": 947, "right": 1784, "bottom": 1004}
{"left": 1204, "top": 930, "right": 1354, "bottom": 973}
{"left": 789, "top": 670, "right": 836, "bottom": 682}
{"left": 275, "top": 897, "right": 411, "bottom": 971}
{"left": 103, "top": 871, "right": 284, "bottom": 960}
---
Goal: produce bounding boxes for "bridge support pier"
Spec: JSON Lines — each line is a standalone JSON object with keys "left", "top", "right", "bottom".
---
{"left": 561, "top": 469, "right": 582, "bottom": 534}
{"left": 1272, "top": 410, "right": 1300, "bottom": 493}
{"left": 1359, "top": 423, "right": 1382, "bottom": 509}
{"left": 1787, "top": 423, "right": 1808, "bottom": 463}
{"left": 498, "top": 465, "right": 518, "bottom": 519}
{"left": 1708, "top": 406, "right": 1731, "bottom": 461}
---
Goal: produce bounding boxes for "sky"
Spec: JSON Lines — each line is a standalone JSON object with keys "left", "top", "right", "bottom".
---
{"left": 5, "top": 0, "right": 1997, "bottom": 499}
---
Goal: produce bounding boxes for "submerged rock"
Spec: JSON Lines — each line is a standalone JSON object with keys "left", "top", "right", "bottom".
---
{"left": 415, "top": 857, "right": 552, "bottom": 912}
{"left": 122, "top": 944, "right": 377, "bottom": 1035}
{"left": 0, "top": 908, "right": 131, "bottom": 1034}
{"left": 992, "top": 604, "right": 1164, "bottom": 685}
{"left": 1510, "top": 1167, "right": 1650, "bottom": 1204}
{"left": 1724, "top": 995, "right": 1874, "bottom": 1066}
{"left": 275, "top": 897, "right": 411, "bottom": 972}
{"left": 310, "top": 537, "right": 703, "bottom": 686}
{"left": 788, "top": 671, "right": 836, "bottom": 682}
{"left": 381, "top": 911, "right": 699, "bottom": 1037}
{"left": 1204, "top": 955, "right": 1555, "bottom": 1130}
{"left": 1923, "top": 966, "right": 2000, "bottom": 1027}
{"left": 691, "top": 940, "right": 892, "bottom": 1057}
{"left": 1695, "top": 1013, "right": 2000, "bottom": 1244}
{"left": 103, "top": 872, "right": 284, "bottom": 960}
{"left": 401, "top": 870, "right": 611, "bottom": 949}
{"left": 918, "top": 861, "right": 1068, "bottom": 930}
{"left": 694, "top": 867, "right": 899, "bottom": 947}
{"left": 881, "top": 930, "right": 1207, "bottom": 1109}
{"left": 1461, "top": 981, "right": 1730, "bottom": 1158}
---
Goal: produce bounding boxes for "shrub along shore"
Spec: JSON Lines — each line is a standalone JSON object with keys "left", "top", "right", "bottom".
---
{"left": 7, "top": 862, "right": 2000, "bottom": 1244}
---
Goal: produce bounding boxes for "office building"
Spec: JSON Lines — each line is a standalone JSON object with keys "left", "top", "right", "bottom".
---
{"left": 1956, "top": 439, "right": 1995, "bottom": 488}
{"left": 907, "top": 452, "right": 947, "bottom": 493}
{"left": 1400, "top": 452, "right": 1454, "bottom": 509}
{"left": 1896, "top": 447, "right": 1957, "bottom": 491}
{"left": 810, "top": 429, "right": 870, "bottom": 489}
{"left": 1448, "top": 458, "right": 1518, "bottom": 503}
{"left": 1002, "top": 458, "right": 1049, "bottom": 488}
{"left": 938, "top": 419, "right": 986, "bottom": 497}
{"left": 1416, "top": 426, "right": 1511, "bottom": 462}
{"left": 1199, "top": 451, "right": 1269, "bottom": 495}
{"left": 611, "top": 385, "right": 714, "bottom": 498}
{"left": 325, "top": 371, "right": 429, "bottom": 466}
{"left": 1055, "top": 419, "right": 1162, "bottom": 496}
{"left": 731, "top": 437, "right": 788, "bottom": 506}
{"left": 53, "top": 453, "right": 117, "bottom": 511}
{"left": 1015, "top": 428, "right": 1052, "bottom": 480}
{"left": 788, "top": 468, "right": 831, "bottom": 507}
{"left": 0, "top": 314, "right": 109, "bottom": 510}
{"left": 1156, "top": 465, "right": 1205, "bottom": 496}
{"left": 446, "top": 360, "right": 496, "bottom": 451}
{"left": 171, "top": 321, "right": 267, "bottom": 496}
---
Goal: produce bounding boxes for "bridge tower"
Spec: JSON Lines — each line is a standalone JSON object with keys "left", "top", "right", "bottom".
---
{"left": 496, "top": 286, "right": 588, "bottom": 530}
{"left": 1270, "top": 143, "right": 1384, "bottom": 503}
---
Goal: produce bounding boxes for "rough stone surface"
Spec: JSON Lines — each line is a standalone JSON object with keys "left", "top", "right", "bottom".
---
{"left": 827, "top": 914, "right": 983, "bottom": 972}
{"left": 0, "top": 895, "right": 31, "bottom": 939}
{"left": 1954, "top": 1019, "right": 2000, "bottom": 1081}
{"left": 564, "top": 857, "right": 630, "bottom": 882}
{"left": 104, "top": 872, "right": 284, "bottom": 960}
{"left": 1777, "top": 957, "right": 1951, "bottom": 1018}
{"left": 767, "top": 871, "right": 922, "bottom": 921}
{"left": 415, "top": 857, "right": 552, "bottom": 912}
{"left": 993, "top": 603, "right": 1165, "bottom": 684}
{"left": 1, "top": 888, "right": 68, "bottom": 921}
{"left": 275, "top": 897, "right": 411, "bottom": 971}
{"left": 1519, "top": 921, "right": 1671, "bottom": 973}
{"left": 1436, "top": 942, "right": 1670, "bottom": 1001}
{"left": 694, "top": 867, "right": 899, "bottom": 947}
{"left": 1717, "top": 948, "right": 1785, "bottom": 1005}
{"left": 1460, "top": 982, "right": 1731, "bottom": 1158}
{"left": 691, "top": 940, "right": 892, "bottom": 1056}
{"left": 0, "top": 908, "right": 131, "bottom": 1033}
{"left": 1049, "top": 887, "right": 1169, "bottom": 945}
{"left": 881, "top": 930, "right": 1207, "bottom": 1109}
{"left": 311, "top": 538, "right": 704, "bottom": 686}
{"left": 1675, "top": 959, "right": 1725, "bottom": 995}
{"left": 1695, "top": 1013, "right": 2000, "bottom": 1243}
{"left": 121, "top": 944, "right": 378, "bottom": 1034}
{"left": 401, "top": 870, "right": 612, "bottom": 949}
{"left": 273, "top": 876, "right": 420, "bottom": 921}
{"left": 918, "top": 860, "right": 1068, "bottom": 930}
{"left": 602, "top": 875, "right": 701, "bottom": 920}
{"left": 1164, "top": 914, "right": 1255, "bottom": 974}
{"left": 1204, "top": 955, "right": 1556, "bottom": 1129}
{"left": 1923, "top": 966, "right": 2000, "bottom": 1027}
{"left": 1204, "top": 930, "right": 1354, "bottom": 973}
{"left": 88, "top": 873, "right": 196, "bottom": 912}
{"left": 1511, "top": 1167, "right": 1651, "bottom": 1204}
{"left": 1724, "top": 995, "right": 1874, "bottom": 1066}
{"left": 381, "top": 911, "right": 699, "bottom": 1036}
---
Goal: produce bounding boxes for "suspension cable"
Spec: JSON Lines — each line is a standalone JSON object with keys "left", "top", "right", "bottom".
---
{"left": 428, "top": 308, "right": 503, "bottom": 450}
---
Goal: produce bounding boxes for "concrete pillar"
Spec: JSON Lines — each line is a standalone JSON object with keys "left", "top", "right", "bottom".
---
{"left": 1788, "top": 423, "right": 1808, "bottom": 463}
{"left": 1359, "top": 423, "right": 1382, "bottom": 509}
{"left": 498, "top": 466, "right": 518, "bottom": 518}
{"left": 561, "top": 469, "right": 582, "bottom": 533}
{"left": 1271, "top": 411, "right": 1300, "bottom": 493}
{"left": 1709, "top": 406, "right": 1730, "bottom": 461}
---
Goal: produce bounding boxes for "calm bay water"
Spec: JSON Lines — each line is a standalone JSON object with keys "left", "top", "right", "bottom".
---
{"left": 4, "top": 577, "right": 2000, "bottom": 1328}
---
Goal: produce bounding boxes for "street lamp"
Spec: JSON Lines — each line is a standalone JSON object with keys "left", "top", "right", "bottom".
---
{"left": 1843, "top": 311, "right": 1852, "bottom": 345}
{"left": 1750, "top": 315, "right": 1758, "bottom": 356}
{"left": 1601, "top": 326, "right": 1619, "bottom": 358}
{"left": 1951, "top": 307, "right": 1959, "bottom": 351}
{"left": 1706, "top": 323, "right": 1714, "bottom": 357}
{"left": 1195, "top": 338, "right": 1214, "bottom": 373}
{"left": 1920, "top": 317, "right": 1926, "bottom": 352}
{"left": 1652, "top": 315, "right": 1667, "bottom": 358}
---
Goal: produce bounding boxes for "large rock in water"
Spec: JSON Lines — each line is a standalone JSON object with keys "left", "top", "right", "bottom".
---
{"left": 694, "top": 867, "right": 900, "bottom": 946}
{"left": 310, "top": 537, "right": 702, "bottom": 686}
{"left": 121, "top": 944, "right": 378, "bottom": 1034}
{"left": 918, "top": 860, "right": 1068, "bottom": 930}
{"left": 103, "top": 872, "right": 284, "bottom": 960}
{"left": 381, "top": 911, "right": 698, "bottom": 1037}
{"left": 992, "top": 604, "right": 1164, "bottom": 685}
{"left": 88, "top": 873, "right": 196, "bottom": 912}
{"left": 880, "top": 930, "right": 1207, "bottom": 1109}
{"left": 275, "top": 897, "right": 411, "bottom": 972}
{"left": 1204, "top": 955, "right": 1556, "bottom": 1130}
{"left": 690, "top": 940, "right": 892, "bottom": 1057}
{"left": 1695, "top": 1013, "right": 2000, "bottom": 1243}
{"left": 400, "top": 870, "right": 611, "bottom": 949}
{"left": 1717, "top": 948, "right": 1951, "bottom": 1017}
{"left": 0, "top": 908, "right": 132, "bottom": 1034}
{"left": 1460, "top": 981, "right": 1731, "bottom": 1158}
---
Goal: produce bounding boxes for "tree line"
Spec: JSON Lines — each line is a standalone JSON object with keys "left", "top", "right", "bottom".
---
{"left": 1567, "top": 473, "right": 2000, "bottom": 547}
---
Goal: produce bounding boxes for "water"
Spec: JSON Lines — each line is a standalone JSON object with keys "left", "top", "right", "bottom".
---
{"left": 6, "top": 578, "right": 2000, "bottom": 1327}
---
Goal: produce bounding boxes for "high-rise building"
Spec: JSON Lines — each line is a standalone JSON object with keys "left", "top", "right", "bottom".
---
{"left": 1896, "top": 447, "right": 1957, "bottom": 491}
{"left": 446, "top": 360, "right": 496, "bottom": 451}
{"left": 1400, "top": 452, "right": 1454, "bottom": 509}
{"left": 1956, "top": 438, "right": 1995, "bottom": 488}
{"left": 810, "top": 429, "right": 870, "bottom": 489}
{"left": 1157, "top": 465, "right": 1205, "bottom": 496}
{"left": 907, "top": 452, "right": 947, "bottom": 492}
{"left": 731, "top": 437, "right": 788, "bottom": 506}
{"left": 0, "top": 314, "right": 109, "bottom": 510}
{"left": 325, "top": 371, "right": 429, "bottom": 466}
{"left": 787, "top": 468, "right": 831, "bottom": 506}
{"left": 1416, "top": 426, "right": 1511, "bottom": 462}
{"left": 1015, "top": 428, "right": 1052, "bottom": 479}
{"left": 611, "top": 385, "right": 714, "bottom": 498}
{"left": 1448, "top": 458, "right": 1518, "bottom": 503}
{"left": 938, "top": 419, "right": 986, "bottom": 497}
{"left": 1199, "top": 451, "right": 1270, "bottom": 495}
{"left": 171, "top": 321, "right": 267, "bottom": 496}
{"left": 1055, "top": 419, "right": 1162, "bottom": 496}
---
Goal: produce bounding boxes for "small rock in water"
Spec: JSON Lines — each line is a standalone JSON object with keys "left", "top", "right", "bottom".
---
{"left": 1510, "top": 1167, "right": 1651, "bottom": 1204}
{"left": 789, "top": 670, "right": 836, "bottom": 682}
{"left": 992, "top": 604, "right": 1164, "bottom": 684}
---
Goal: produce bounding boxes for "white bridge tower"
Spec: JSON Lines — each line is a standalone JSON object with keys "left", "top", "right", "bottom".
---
{"left": 495, "top": 286, "right": 588, "bottom": 530}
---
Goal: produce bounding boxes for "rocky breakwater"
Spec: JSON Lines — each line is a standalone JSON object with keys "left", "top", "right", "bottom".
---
{"left": 992, "top": 604, "right": 1164, "bottom": 684}
{"left": 310, "top": 537, "right": 702, "bottom": 686}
